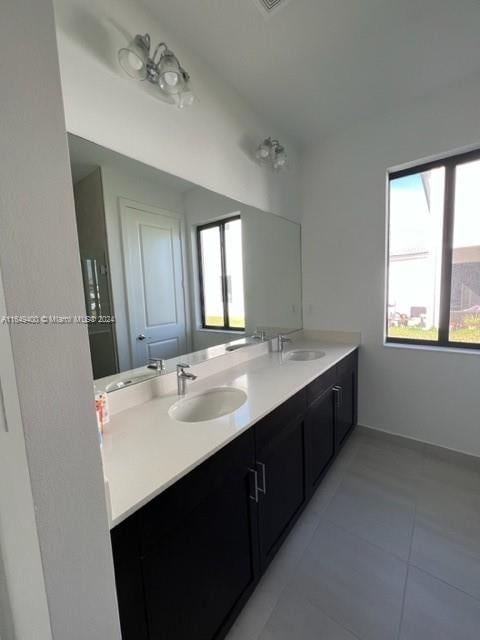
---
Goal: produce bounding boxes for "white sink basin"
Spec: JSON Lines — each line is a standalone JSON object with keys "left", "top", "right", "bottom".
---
{"left": 285, "top": 349, "right": 326, "bottom": 361}
{"left": 169, "top": 387, "right": 247, "bottom": 423}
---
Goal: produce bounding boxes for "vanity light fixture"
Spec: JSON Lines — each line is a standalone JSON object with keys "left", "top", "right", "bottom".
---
{"left": 118, "top": 34, "right": 194, "bottom": 108}
{"left": 255, "top": 137, "right": 287, "bottom": 170}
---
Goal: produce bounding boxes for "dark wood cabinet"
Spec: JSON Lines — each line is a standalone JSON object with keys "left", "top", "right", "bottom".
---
{"left": 305, "top": 350, "right": 358, "bottom": 492}
{"left": 333, "top": 351, "right": 357, "bottom": 451}
{"left": 255, "top": 390, "right": 307, "bottom": 570}
{"left": 111, "top": 350, "right": 358, "bottom": 640}
{"left": 305, "top": 389, "right": 335, "bottom": 493}
{"left": 112, "top": 429, "right": 259, "bottom": 640}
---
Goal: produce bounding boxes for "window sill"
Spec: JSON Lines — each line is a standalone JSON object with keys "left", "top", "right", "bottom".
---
{"left": 384, "top": 341, "right": 480, "bottom": 356}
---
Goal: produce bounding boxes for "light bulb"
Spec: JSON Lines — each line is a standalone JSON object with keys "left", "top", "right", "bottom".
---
{"left": 256, "top": 140, "right": 271, "bottom": 161}
{"left": 118, "top": 39, "right": 148, "bottom": 80}
{"left": 163, "top": 71, "right": 179, "bottom": 87}
{"left": 177, "top": 90, "right": 195, "bottom": 109}
{"left": 158, "top": 51, "right": 185, "bottom": 95}
{"left": 127, "top": 52, "right": 143, "bottom": 71}
{"left": 273, "top": 147, "right": 287, "bottom": 169}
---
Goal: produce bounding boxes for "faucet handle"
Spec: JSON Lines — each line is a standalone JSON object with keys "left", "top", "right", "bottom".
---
{"left": 176, "top": 363, "right": 190, "bottom": 372}
{"left": 277, "top": 334, "right": 292, "bottom": 352}
{"left": 148, "top": 358, "right": 167, "bottom": 373}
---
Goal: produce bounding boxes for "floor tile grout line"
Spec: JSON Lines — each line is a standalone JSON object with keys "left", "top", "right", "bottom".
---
{"left": 406, "top": 562, "right": 480, "bottom": 604}
{"left": 406, "top": 440, "right": 424, "bottom": 564}
{"left": 324, "top": 431, "right": 420, "bottom": 639}
{"left": 256, "top": 562, "right": 366, "bottom": 640}
{"left": 297, "top": 601, "right": 365, "bottom": 640}
{"left": 396, "top": 460, "right": 420, "bottom": 640}
{"left": 396, "top": 563, "right": 411, "bottom": 640}
{"left": 277, "top": 565, "right": 369, "bottom": 640}
{"left": 321, "top": 435, "right": 425, "bottom": 565}
{"left": 321, "top": 513, "right": 413, "bottom": 564}
{"left": 282, "top": 507, "right": 411, "bottom": 640}
{"left": 250, "top": 479, "right": 346, "bottom": 640}
{"left": 231, "top": 430, "right": 480, "bottom": 640}
{"left": 251, "top": 452, "right": 356, "bottom": 640}
{"left": 287, "top": 577, "right": 379, "bottom": 640}
{"left": 250, "top": 513, "right": 327, "bottom": 640}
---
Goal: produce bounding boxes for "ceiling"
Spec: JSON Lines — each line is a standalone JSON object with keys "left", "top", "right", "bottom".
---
{"left": 143, "top": 0, "right": 480, "bottom": 145}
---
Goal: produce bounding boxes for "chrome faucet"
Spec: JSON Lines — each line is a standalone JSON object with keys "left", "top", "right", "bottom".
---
{"left": 147, "top": 357, "right": 167, "bottom": 373}
{"left": 176, "top": 363, "right": 197, "bottom": 396}
{"left": 277, "top": 334, "right": 291, "bottom": 353}
{"left": 251, "top": 329, "right": 267, "bottom": 341}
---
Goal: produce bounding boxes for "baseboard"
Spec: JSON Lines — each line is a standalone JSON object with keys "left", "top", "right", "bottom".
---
{"left": 357, "top": 423, "right": 480, "bottom": 461}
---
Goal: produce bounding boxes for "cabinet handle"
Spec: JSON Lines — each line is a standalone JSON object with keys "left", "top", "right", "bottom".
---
{"left": 333, "top": 385, "right": 342, "bottom": 408}
{"left": 256, "top": 462, "right": 267, "bottom": 495}
{"left": 248, "top": 468, "right": 259, "bottom": 502}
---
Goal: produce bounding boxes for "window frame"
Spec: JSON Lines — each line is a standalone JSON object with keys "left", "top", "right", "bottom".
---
{"left": 386, "top": 147, "right": 480, "bottom": 351}
{"left": 197, "top": 215, "right": 245, "bottom": 332}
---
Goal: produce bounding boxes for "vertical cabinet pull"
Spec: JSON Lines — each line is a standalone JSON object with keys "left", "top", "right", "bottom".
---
{"left": 248, "top": 468, "right": 259, "bottom": 502}
{"left": 256, "top": 462, "right": 267, "bottom": 495}
{"left": 333, "top": 385, "right": 342, "bottom": 408}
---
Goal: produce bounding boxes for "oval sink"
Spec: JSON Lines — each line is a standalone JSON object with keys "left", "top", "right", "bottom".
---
{"left": 169, "top": 387, "right": 247, "bottom": 423}
{"left": 285, "top": 349, "right": 326, "bottom": 361}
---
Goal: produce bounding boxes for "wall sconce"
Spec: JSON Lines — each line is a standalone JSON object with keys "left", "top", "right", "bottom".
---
{"left": 255, "top": 137, "right": 287, "bottom": 170}
{"left": 118, "top": 34, "right": 194, "bottom": 108}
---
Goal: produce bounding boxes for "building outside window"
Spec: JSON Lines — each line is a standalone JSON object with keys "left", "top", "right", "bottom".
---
{"left": 387, "top": 151, "right": 480, "bottom": 348}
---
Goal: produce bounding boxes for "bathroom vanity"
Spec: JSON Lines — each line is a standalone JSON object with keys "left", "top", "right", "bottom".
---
{"left": 66, "top": 131, "right": 358, "bottom": 640}
{"left": 108, "top": 343, "right": 358, "bottom": 640}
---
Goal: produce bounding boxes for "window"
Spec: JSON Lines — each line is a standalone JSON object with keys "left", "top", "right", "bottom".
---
{"left": 386, "top": 150, "right": 480, "bottom": 349}
{"left": 197, "top": 216, "right": 245, "bottom": 330}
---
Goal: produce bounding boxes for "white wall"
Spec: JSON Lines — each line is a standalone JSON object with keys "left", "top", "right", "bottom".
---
{"left": 302, "top": 71, "right": 480, "bottom": 456}
{"left": 53, "top": 0, "right": 301, "bottom": 221}
{"left": 0, "top": 268, "right": 51, "bottom": 640}
{"left": 0, "top": 1, "right": 121, "bottom": 638}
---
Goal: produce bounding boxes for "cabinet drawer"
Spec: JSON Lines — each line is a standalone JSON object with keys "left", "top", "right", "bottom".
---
{"left": 138, "top": 429, "right": 255, "bottom": 556}
{"left": 306, "top": 366, "right": 336, "bottom": 406}
{"left": 336, "top": 350, "right": 358, "bottom": 377}
{"left": 255, "top": 389, "right": 307, "bottom": 452}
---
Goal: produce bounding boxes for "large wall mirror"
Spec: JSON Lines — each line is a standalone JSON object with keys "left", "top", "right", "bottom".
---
{"left": 67, "top": 134, "right": 302, "bottom": 388}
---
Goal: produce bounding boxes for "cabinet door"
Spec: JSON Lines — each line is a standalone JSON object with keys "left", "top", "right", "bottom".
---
{"left": 143, "top": 475, "right": 257, "bottom": 639}
{"left": 113, "top": 430, "right": 259, "bottom": 640}
{"left": 111, "top": 517, "right": 149, "bottom": 640}
{"left": 255, "top": 392, "right": 307, "bottom": 569}
{"left": 334, "top": 360, "right": 357, "bottom": 450}
{"left": 306, "top": 389, "right": 335, "bottom": 493}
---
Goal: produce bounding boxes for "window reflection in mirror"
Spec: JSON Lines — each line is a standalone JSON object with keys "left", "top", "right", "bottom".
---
{"left": 198, "top": 217, "right": 245, "bottom": 331}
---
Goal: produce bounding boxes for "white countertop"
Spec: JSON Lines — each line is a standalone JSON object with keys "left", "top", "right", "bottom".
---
{"left": 102, "top": 339, "right": 358, "bottom": 528}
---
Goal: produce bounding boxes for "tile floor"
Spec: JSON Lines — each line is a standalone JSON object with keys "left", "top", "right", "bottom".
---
{"left": 226, "top": 426, "right": 480, "bottom": 640}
